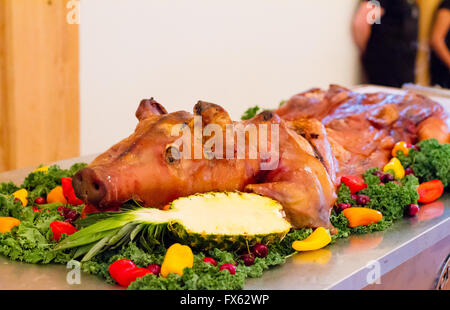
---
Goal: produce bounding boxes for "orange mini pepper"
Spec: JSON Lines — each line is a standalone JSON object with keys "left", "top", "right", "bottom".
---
{"left": 392, "top": 141, "right": 410, "bottom": 157}
{"left": 0, "top": 217, "right": 21, "bottom": 233}
{"left": 46, "top": 186, "right": 68, "bottom": 204}
{"left": 342, "top": 207, "right": 383, "bottom": 228}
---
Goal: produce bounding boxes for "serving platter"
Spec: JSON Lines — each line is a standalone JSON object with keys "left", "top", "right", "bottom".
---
{"left": 0, "top": 85, "right": 449, "bottom": 290}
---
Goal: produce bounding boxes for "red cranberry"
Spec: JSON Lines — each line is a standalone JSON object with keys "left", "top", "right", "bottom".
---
{"left": 378, "top": 182, "right": 385, "bottom": 186}
{"left": 253, "top": 243, "right": 268, "bottom": 258}
{"left": 381, "top": 173, "right": 394, "bottom": 183}
{"left": 335, "top": 202, "right": 351, "bottom": 213}
{"left": 34, "top": 197, "right": 46, "bottom": 205}
{"left": 203, "top": 257, "right": 217, "bottom": 266}
{"left": 356, "top": 194, "right": 370, "bottom": 206}
{"left": 405, "top": 204, "right": 419, "bottom": 217}
{"left": 241, "top": 253, "right": 255, "bottom": 266}
{"left": 66, "top": 210, "right": 79, "bottom": 219}
{"left": 146, "top": 264, "right": 161, "bottom": 275}
{"left": 405, "top": 167, "right": 414, "bottom": 176}
{"left": 57, "top": 206, "right": 65, "bottom": 212}
{"left": 219, "top": 263, "right": 236, "bottom": 275}
{"left": 350, "top": 194, "right": 358, "bottom": 200}
{"left": 372, "top": 170, "right": 384, "bottom": 178}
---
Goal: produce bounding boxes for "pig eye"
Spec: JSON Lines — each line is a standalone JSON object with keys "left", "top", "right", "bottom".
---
{"left": 165, "top": 145, "right": 181, "bottom": 164}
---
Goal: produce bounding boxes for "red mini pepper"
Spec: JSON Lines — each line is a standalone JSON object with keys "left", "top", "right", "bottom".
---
{"left": 340, "top": 175, "right": 367, "bottom": 194}
{"left": 61, "top": 177, "right": 84, "bottom": 206}
{"left": 50, "top": 220, "right": 78, "bottom": 241}
{"left": 417, "top": 179, "right": 444, "bottom": 204}
{"left": 109, "top": 259, "right": 152, "bottom": 287}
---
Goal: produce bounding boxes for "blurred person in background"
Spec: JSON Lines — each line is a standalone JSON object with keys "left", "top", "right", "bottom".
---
{"left": 352, "top": 0, "right": 420, "bottom": 88}
{"left": 430, "top": 0, "right": 450, "bottom": 88}
{"left": 352, "top": 0, "right": 445, "bottom": 88}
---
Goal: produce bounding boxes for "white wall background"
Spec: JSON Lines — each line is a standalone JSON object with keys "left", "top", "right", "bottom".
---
{"left": 80, "top": 0, "right": 361, "bottom": 155}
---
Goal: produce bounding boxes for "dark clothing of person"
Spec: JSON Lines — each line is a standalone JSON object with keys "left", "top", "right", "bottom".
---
{"left": 362, "top": 0, "right": 419, "bottom": 88}
{"left": 430, "top": 0, "right": 450, "bottom": 88}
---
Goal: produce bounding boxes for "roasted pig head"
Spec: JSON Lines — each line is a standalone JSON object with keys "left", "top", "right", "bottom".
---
{"left": 73, "top": 99, "right": 337, "bottom": 231}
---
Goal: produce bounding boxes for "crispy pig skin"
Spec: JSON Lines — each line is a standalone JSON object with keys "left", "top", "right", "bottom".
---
{"left": 276, "top": 85, "right": 449, "bottom": 177}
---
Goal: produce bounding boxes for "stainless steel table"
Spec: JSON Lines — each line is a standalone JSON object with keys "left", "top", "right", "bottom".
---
{"left": 0, "top": 155, "right": 449, "bottom": 290}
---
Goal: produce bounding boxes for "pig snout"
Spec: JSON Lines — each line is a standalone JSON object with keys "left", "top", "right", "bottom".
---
{"left": 73, "top": 167, "right": 107, "bottom": 207}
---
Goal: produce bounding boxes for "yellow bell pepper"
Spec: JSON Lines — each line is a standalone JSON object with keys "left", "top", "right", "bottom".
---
{"left": 391, "top": 141, "right": 409, "bottom": 157}
{"left": 46, "top": 186, "right": 67, "bottom": 204}
{"left": 292, "top": 227, "right": 331, "bottom": 252}
{"left": 160, "top": 243, "right": 194, "bottom": 277}
{"left": 0, "top": 217, "right": 21, "bottom": 233}
{"left": 12, "top": 188, "right": 28, "bottom": 206}
{"left": 34, "top": 166, "right": 49, "bottom": 173}
{"left": 383, "top": 157, "right": 405, "bottom": 179}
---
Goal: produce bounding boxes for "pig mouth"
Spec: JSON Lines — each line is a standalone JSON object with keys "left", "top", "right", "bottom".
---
{"left": 73, "top": 167, "right": 107, "bottom": 208}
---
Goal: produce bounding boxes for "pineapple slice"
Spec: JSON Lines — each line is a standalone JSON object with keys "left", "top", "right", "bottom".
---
{"left": 55, "top": 192, "right": 291, "bottom": 261}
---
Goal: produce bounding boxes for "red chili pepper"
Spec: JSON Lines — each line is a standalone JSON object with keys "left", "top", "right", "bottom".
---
{"left": 61, "top": 177, "right": 84, "bottom": 206}
{"left": 340, "top": 175, "right": 367, "bottom": 194}
{"left": 109, "top": 259, "right": 151, "bottom": 287}
{"left": 417, "top": 180, "right": 444, "bottom": 204}
{"left": 50, "top": 220, "right": 78, "bottom": 241}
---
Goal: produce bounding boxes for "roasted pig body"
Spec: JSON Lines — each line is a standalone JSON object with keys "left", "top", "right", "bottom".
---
{"left": 73, "top": 85, "right": 449, "bottom": 231}
{"left": 276, "top": 85, "right": 449, "bottom": 177}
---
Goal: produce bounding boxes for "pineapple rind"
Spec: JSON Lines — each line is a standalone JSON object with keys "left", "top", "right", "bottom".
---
{"left": 170, "top": 223, "right": 288, "bottom": 251}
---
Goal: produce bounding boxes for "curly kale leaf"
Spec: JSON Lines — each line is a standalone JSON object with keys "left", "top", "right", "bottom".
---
{"left": 398, "top": 139, "right": 450, "bottom": 187}
{"left": 83, "top": 229, "right": 312, "bottom": 290}
{"left": 333, "top": 170, "right": 419, "bottom": 238}
{"left": 0, "top": 182, "right": 19, "bottom": 195}
{"left": 0, "top": 202, "right": 75, "bottom": 264}
{"left": 21, "top": 163, "right": 87, "bottom": 202}
{"left": 0, "top": 163, "right": 87, "bottom": 265}
{"left": 240, "top": 106, "right": 261, "bottom": 120}
{"left": 359, "top": 173, "right": 419, "bottom": 221}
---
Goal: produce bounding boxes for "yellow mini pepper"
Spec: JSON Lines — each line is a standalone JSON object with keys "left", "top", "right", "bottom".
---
{"left": 0, "top": 217, "right": 21, "bottom": 233}
{"left": 160, "top": 243, "right": 194, "bottom": 277}
{"left": 34, "top": 166, "right": 49, "bottom": 173}
{"left": 12, "top": 188, "right": 28, "bottom": 206}
{"left": 391, "top": 141, "right": 409, "bottom": 157}
{"left": 383, "top": 157, "right": 405, "bottom": 179}
{"left": 46, "top": 186, "right": 67, "bottom": 204}
{"left": 292, "top": 227, "right": 331, "bottom": 252}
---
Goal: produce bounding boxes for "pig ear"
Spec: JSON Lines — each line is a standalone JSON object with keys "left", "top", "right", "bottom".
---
{"left": 194, "top": 101, "right": 231, "bottom": 127}
{"left": 136, "top": 98, "right": 168, "bottom": 121}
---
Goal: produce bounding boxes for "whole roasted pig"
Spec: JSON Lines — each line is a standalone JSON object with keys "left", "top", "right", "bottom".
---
{"left": 73, "top": 85, "right": 449, "bottom": 231}
{"left": 73, "top": 99, "right": 337, "bottom": 231}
